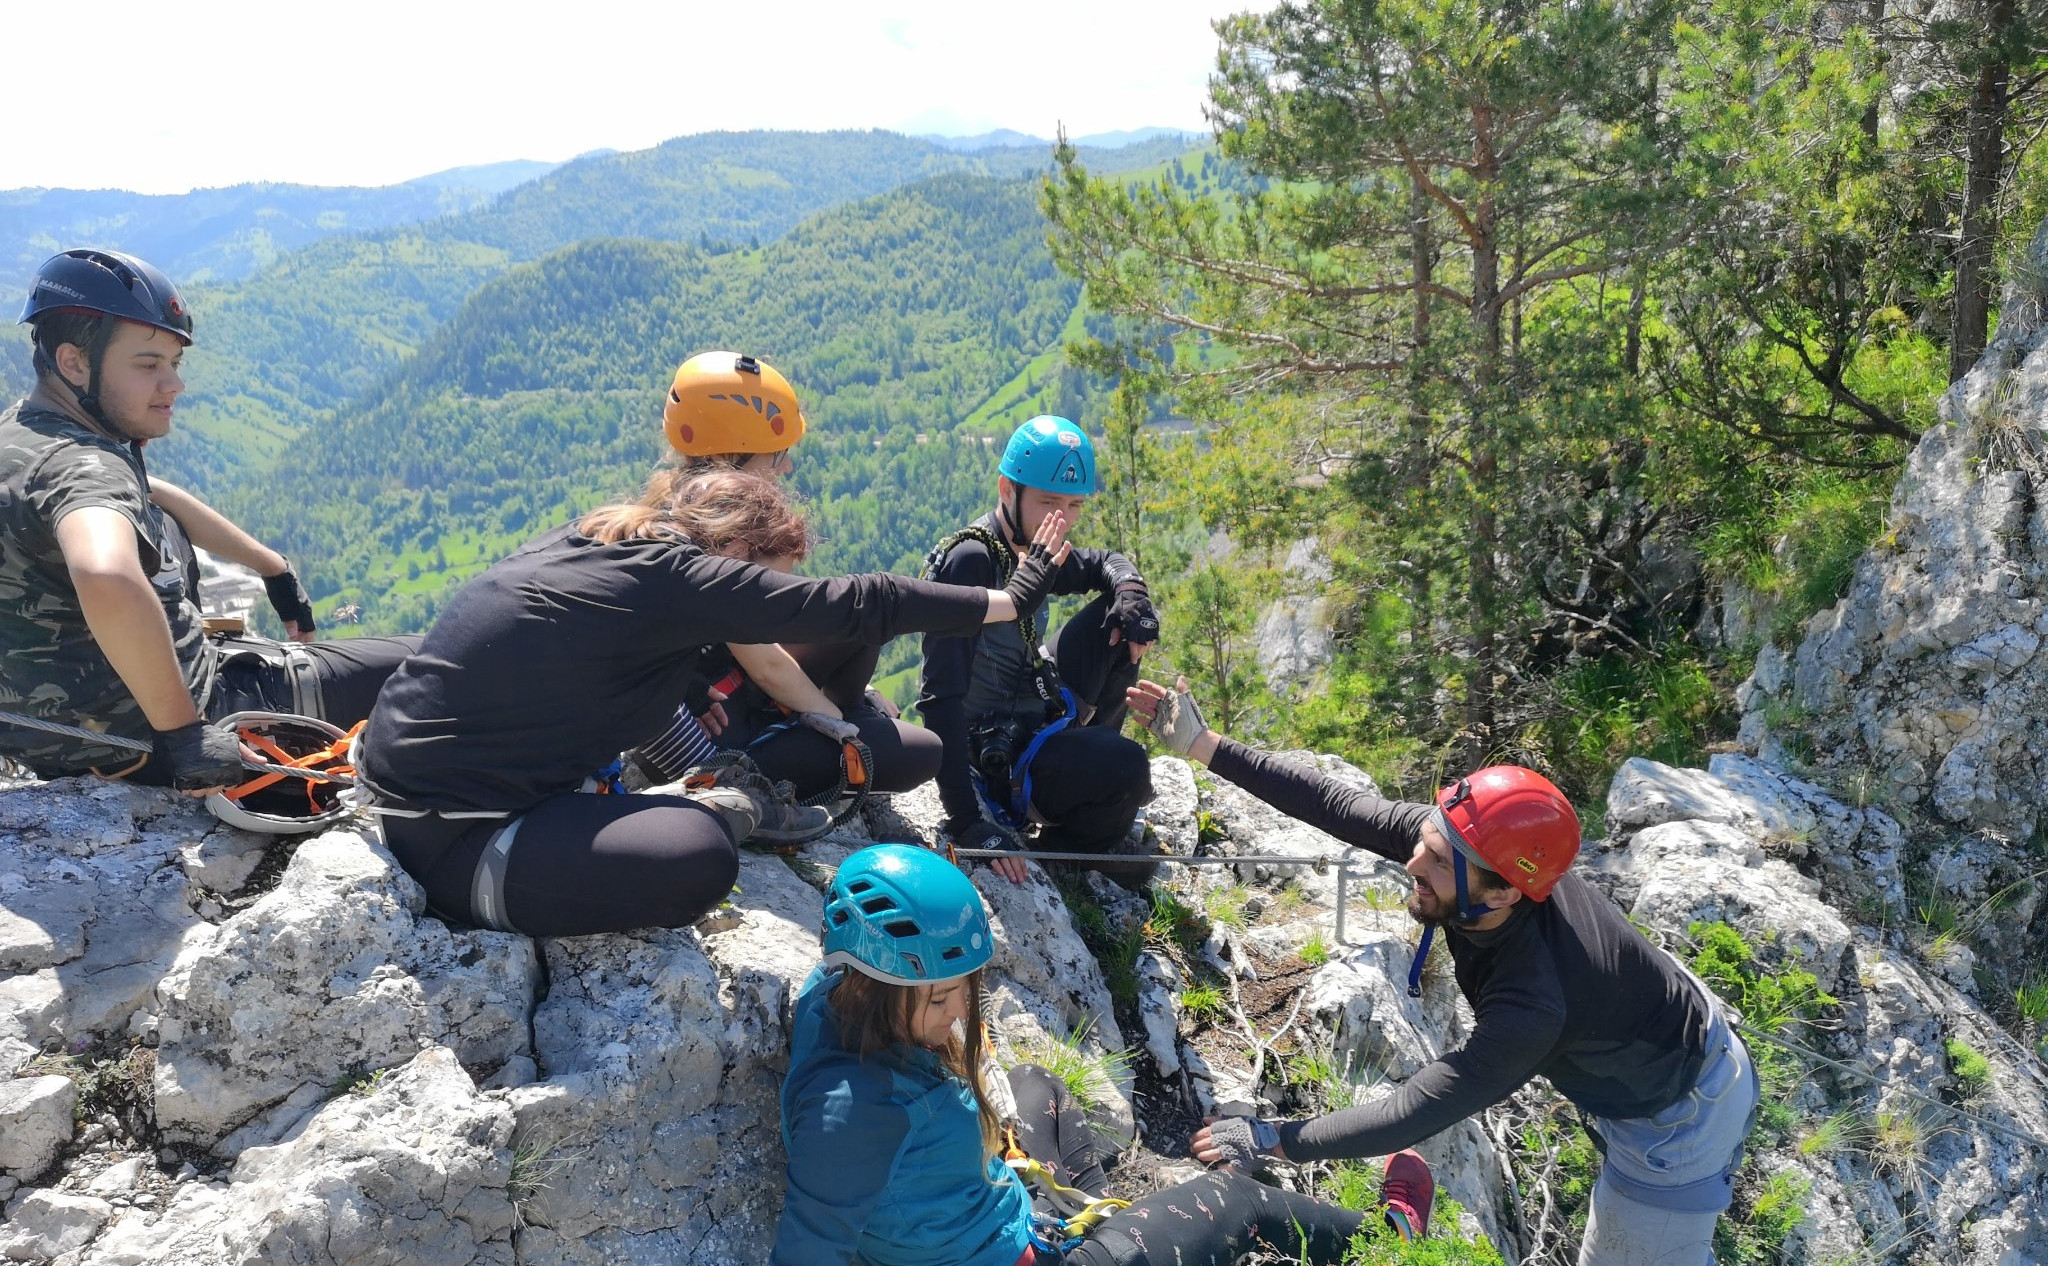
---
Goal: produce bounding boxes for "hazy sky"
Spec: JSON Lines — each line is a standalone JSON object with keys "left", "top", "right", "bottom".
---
{"left": 2, "top": 0, "right": 1260, "bottom": 195}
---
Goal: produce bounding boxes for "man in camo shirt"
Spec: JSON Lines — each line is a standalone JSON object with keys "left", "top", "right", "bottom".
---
{"left": 1, "top": 249, "right": 413, "bottom": 789}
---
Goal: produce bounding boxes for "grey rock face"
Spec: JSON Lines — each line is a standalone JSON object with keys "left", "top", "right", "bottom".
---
{"left": 1741, "top": 300, "right": 2048, "bottom": 840}
{"left": 0, "top": 779, "right": 226, "bottom": 1072}
{"left": 3, "top": 724, "right": 2044, "bottom": 1264}
{"left": 151, "top": 828, "right": 540, "bottom": 1147}
{"left": 1606, "top": 754, "right": 1905, "bottom": 911}
{"left": 0, "top": 1074, "right": 75, "bottom": 1179}
{"left": 1255, "top": 538, "right": 1338, "bottom": 694}
{"left": 0, "top": 1188, "right": 113, "bottom": 1261}
{"left": 1588, "top": 762, "right": 2048, "bottom": 1266}
{"left": 83, "top": 1046, "right": 516, "bottom": 1266}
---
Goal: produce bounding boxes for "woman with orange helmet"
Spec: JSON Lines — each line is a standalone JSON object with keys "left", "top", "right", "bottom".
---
{"left": 635, "top": 351, "right": 942, "bottom": 810}
{"left": 1127, "top": 677, "right": 1761, "bottom": 1266}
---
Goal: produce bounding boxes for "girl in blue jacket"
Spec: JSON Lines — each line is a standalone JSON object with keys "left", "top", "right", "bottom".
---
{"left": 772, "top": 844, "right": 1435, "bottom": 1266}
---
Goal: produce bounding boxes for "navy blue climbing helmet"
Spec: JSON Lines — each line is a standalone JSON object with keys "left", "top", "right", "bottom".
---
{"left": 999, "top": 415, "right": 1097, "bottom": 495}
{"left": 19, "top": 249, "right": 194, "bottom": 345}
{"left": 821, "top": 845, "right": 992, "bottom": 985}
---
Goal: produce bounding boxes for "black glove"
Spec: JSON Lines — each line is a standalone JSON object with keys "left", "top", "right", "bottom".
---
{"left": 1105, "top": 583, "right": 1161, "bottom": 645}
{"left": 680, "top": 669, "right": 717, "bottom": 718}
{"left": 153, "top": 721, "right": 247, "bottom": 791}
{"left": 951, "top": 818, "right": 1021, "bottom": 854}
{"left": 1001, "top": 541, "right": 1061, "bottom": 618}
{"left": 263, "top": 563, "right": 316, "bottom": 633}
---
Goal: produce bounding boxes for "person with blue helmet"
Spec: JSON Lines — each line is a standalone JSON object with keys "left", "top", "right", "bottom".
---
{"left": 772, "top": 843, "right": 1438, "bottom": 1265}
{"left": 917, "top": 416, "right": 1165, "bottom": 888}
{"left": 0, "top": 248, "right": 417, "bottom": 790}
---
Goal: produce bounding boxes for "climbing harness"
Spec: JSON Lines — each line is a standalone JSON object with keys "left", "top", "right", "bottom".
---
{"left": 973, "top": 687, "right": 1078, "bottom": 831}
{"left": 742, "top": 711, "right": 875, "bottom": 827}
{"left": 924, "top": 523, "right": 1070, "bottom": 831}
{"left": 585, "top": 757, "right": 628, "bottom": 795}
{"left": 1000, "top": 1130, "right": 1130, "bottom": 1255}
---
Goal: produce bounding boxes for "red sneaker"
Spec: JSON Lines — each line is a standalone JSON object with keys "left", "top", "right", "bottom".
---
{"left": 1380, "top": 1148, "right": 1434, "bottom": 1241}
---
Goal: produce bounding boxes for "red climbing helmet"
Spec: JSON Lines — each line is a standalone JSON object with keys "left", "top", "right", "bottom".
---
{"left": 1434, "top": 766, "right": 1580, "bottom": 901}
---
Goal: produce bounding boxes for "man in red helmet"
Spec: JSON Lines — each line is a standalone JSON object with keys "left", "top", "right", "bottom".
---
{"left": 1129, "top": 677, "right": 1759, "bottom": 1266}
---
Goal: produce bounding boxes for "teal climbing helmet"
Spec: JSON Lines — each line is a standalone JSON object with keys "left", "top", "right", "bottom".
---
{"left": 820, "top": 844, "right": 993, "bottom": 985}
{"left": 998, "top": 415, "right": 1097, "bottom": 495}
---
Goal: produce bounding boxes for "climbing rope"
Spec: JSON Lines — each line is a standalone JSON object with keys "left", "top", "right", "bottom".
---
{"left": 0, "top": 708, "right": 356, "bottom": 787}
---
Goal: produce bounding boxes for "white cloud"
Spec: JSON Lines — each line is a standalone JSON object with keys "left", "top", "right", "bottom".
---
{"left": 2, "top": 0, "right": 1259, "bottom": 194}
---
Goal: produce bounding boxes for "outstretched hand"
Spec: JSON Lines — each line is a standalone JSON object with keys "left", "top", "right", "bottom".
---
{"left": 1127, "top": 676, "right": 1217, "bottom": 762}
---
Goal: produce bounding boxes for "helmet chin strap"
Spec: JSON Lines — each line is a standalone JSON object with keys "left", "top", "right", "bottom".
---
{"left": 1407, "top": 824, "right": 1500, "bottom": 998}
{"left": 997, "top": 482, "right": 1027, "bottom": 548}
{"left": 42, "top": 322, "right": 134, "bottom": 446}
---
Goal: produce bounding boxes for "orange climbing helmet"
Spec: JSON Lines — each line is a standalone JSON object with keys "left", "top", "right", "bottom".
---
{"left": 1434, "top": 765, "right": 1581, "bottom": 901}
{"left": 663, "top": 351, "right": 807, "bottom": 457}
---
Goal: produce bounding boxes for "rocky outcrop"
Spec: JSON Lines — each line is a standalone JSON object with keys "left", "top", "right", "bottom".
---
{"left": 151, "top": 829, "right": 538, "bottom": 1149}
{"left": 1742, "top": 222, "right": 2048, "bottom": 841}
{"left": 1255, "top": 537, "right": 1337, "bottom": 695}
{"left": 82, "top": 1046, "right": 517, "bottom": 1266}
{"left": 4, "top": 738, "right": 2046, "bottom": 1263}
{"left": 0, "top": 778, "right": 1140, "bottom": 1265}
{"left": 1588, "top": 756, "right": 2048, "bottom": 1266}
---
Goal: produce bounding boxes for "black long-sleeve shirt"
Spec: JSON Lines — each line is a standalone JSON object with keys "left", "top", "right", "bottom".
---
{"left": 1206, "top": 738, "right": 1715, "bottom": 1157}
{"left": 361, "top": 524, "right": 989, "bottom": 813}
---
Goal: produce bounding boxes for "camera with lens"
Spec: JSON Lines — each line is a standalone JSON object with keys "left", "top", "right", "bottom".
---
{"left": 968, "top": 717, "right": 1040, "bottom": 789}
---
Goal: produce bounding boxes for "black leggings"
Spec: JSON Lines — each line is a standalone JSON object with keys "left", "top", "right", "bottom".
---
{"left": 378, "top": 792, "right": 740, "bottom": 937}
{"left": 1045, "top": 593, "right": 1143, "bottom": 731}
{"left": 207, "top": 634, "right": 421, "bottom": 725}
{"left": 1067, "top": 1173, "right": 1368, "bottom": 1266}
{"left": 1005, "top": 1065, "right": 1369, "bottom": 1266}
{"left": 720, "top": 641, "right": 943, "bottom": 799}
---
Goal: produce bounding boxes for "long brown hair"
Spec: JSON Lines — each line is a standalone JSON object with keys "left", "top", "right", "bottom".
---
{"left": 829, "top": 968, "right": 1002, "bottom": 1156}
{"left": 577, "top": 467, "right": 811, "bottom": 560}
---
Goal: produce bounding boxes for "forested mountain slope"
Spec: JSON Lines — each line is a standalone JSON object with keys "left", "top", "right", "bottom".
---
{"left": 231, "top": 173, "right": 1102, "bottom": 633}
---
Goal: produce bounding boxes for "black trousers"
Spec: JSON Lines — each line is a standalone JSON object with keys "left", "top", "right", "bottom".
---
{"left": 1005, "top": 1064, "right": 1369, "bottom": 1266}
{"left": 1020, "top": 594, "right": 1152, "bottom": 852}
{"left": 721, "top": 640, "right": 943, "bottom": 799}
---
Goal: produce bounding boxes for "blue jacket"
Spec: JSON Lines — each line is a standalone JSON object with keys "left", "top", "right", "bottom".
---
{"left": 772, "top": 968, "right": 1032, "bottom": 1266}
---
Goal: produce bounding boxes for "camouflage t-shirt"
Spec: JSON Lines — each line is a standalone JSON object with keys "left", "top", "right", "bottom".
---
{"left": 0, "top": 402, "right": 211, "bottom": 775}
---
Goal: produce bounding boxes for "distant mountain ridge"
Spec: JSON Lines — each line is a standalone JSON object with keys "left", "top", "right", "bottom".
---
{"left": 921, "top": 126, "right": 1204, "bottom": 151}
{"left": 400, "top": 158, "right": 566, "bottom": 195}
{"left": 1, "top": 128, "right": 1210, "bottom": 635}
{"left": 0, "top": 159, "right": 567, "bottom": 291}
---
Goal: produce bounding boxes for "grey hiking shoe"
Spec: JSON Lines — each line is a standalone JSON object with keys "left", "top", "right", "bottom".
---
{"left": 683, "top": 753, "right": 833, "bottom": 853}
{"left": 685, "top": 784, "right": 763, "bottom": 844}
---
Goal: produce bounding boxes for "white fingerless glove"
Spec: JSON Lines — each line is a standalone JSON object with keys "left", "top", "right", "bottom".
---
{"left": 1148, "top": 684, "right": 1210, "bottom": 757}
